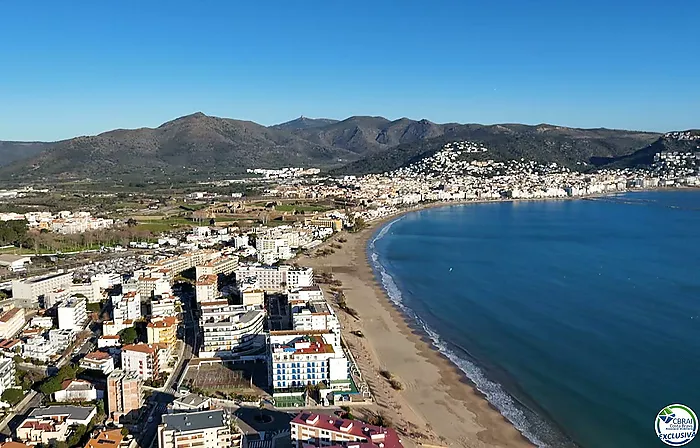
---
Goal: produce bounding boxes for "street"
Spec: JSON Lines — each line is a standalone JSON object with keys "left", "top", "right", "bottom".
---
{"left": 137, "top": 287, "right": 199, "bottom": 448}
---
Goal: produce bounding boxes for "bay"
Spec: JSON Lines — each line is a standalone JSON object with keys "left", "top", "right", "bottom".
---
{"left": 369, "top": 190, "right": 700, "bottom": 448}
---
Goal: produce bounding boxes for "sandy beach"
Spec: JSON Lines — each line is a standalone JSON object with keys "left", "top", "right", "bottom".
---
{"left": 298, "top": 207, "right": 536, "bottom": 448}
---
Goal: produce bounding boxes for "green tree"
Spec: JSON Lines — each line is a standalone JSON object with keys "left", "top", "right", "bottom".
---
{"left": 1, "top": 388, "right": 24, "bottom": 406}
{"left": 118, "top": 326, "right": 138, "bottom": 344}
{"left": 39, "top": 363, "right": 78, "bottom": 395}
{"left": 66, "top": 424, "right": 87, "bottom": 447}
{"left": 350, "top": 217, "right": 366, "bottom": 233}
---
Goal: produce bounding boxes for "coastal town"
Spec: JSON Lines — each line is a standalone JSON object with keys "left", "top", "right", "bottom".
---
{"left": 0, "top": 141, "right": 697, "bottom": 448}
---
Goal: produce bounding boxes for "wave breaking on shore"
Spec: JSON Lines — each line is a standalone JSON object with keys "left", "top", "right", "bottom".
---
{"left": 367, "top": 218, "right": 576, "bottom": 448}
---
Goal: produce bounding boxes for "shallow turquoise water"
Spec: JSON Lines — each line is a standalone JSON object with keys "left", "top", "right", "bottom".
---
{"left": 369, "top": 191, "right": 700, "bottom": 448}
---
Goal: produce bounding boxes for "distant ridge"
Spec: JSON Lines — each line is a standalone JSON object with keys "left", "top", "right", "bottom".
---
{"left": 593, "top": 130, "right": 700, "bottom": 169}
{"left": 0, "top": 112, "right": 665, "bottom": 182}
{"left": 271, "top": 116, "right": 339, "bottom": 130}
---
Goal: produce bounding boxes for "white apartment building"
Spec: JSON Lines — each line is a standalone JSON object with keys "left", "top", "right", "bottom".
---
{"left": 199, "top": 302, "right": 266, "bottom": 358}
{"left": 234, "top": 265, "right": 313, "bottom": 292}
{"left": 30, "top": 316, "right": 54, "bottom": 329}
{"left": 195, "top": 275, "right": 218, "bottom": 304}
{"left": 91, "top": 273, "right": 122, "bottom": 290}
{"left": 285, "top": 266, "right": 314, "bottom": 290}
{"left": 112, "top": 292, "right": 141, "bottom": 322}
{"left": 44, "top": 288, "right": 72, "bottom": 309}
{"left": 256, "top": 238, "right": 293, "bottom": 265}
{"left": 292, "top": 300, "right": 341, "bottom": 349}
{"left": 12, "top": 272, "right": 73, "bottom": 308}
{"left": 121, "top": 344, "right": 161, "bottom": 381}
{"left": 195, "top": 256, "right": 239, "bottom": 278}
{"left": 98, "top": 335, "right": 122, "bottom": 349}
{"left": 138, "top": 276, "right": 171, "bottom": 299}
{"left": 288, "top": 285, "right": 324, "bottom": 306}
{"left": 0, "top": 308, "right": 25, "bottom": 340}
{"left": 23, "top": 335, "right": 59, "bottom": 362}
{"left": 68, "top": 281, "right": 102, "bottom": 304}
{"left": 0, "top": 254, "right": 31, "bottom": 272}
{"left": 0, "top": 357, "right": 16, "bottom": 399}
{"left": 57, "top": 297, "right": 88, "bottom": 331}
{"left": 150, "top": 295, "right": 178, "bottom": 318}
{"left": 54, "top": 379, "right": 98, "bottom": 402}
{"left": 80, "top": 351, "right": 116, "bottom": 375}
{"left": 158, "top": 410, "right": 234, "bottom": 448}
{"left": 49, "top": 329, "right": 76, "bottom": 351}
{"left": 233, "top": 235, "right": 249, "bottom": 248}
{"left": 147, "top": 250, "right": 220, "bottom": 282}
{"left": 268, "top": 333, "right": 350, "bottom": 400}
{"left": 102, "top": 320, "right": 131, "bottom": 337}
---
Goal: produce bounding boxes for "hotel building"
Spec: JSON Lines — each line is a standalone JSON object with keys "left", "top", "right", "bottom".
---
{"left": 268, "top": 333, "right": 350, "bottom": 403}
{"left": 11, "top": 272, "right": 73, "bottom": 308}
{"left": 199, "top": 302, "right": 266, "bottom": 358}
{"left": 234, "top": 265, "right": 313, "bottom": 292}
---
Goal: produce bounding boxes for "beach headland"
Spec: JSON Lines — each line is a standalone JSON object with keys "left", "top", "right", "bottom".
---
{"left": 297, "top": 202, "right": 537, "bottom": 448}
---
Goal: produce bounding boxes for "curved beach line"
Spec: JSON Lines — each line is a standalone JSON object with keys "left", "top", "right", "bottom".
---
{"left": 367, "top": 209, "right": 576, "bottom": 448}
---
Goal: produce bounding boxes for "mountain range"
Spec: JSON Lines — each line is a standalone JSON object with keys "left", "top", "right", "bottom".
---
{"left": 0, "top": 112, "right": 676, "bottom": 183}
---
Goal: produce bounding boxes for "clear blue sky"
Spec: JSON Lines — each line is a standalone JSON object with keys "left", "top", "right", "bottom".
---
{"left": 1, "top": 0, "right": 698, "bottom": 141}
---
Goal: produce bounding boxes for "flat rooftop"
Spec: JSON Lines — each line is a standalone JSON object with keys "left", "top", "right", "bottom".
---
{"left": 29, "top": 405, "right": 95, "bottom": 421}
{"left": 23, "top": 272, "right": 71, "bottom": 284}
{"left": 161, "top": 410, "right": 226, "bottom": 432}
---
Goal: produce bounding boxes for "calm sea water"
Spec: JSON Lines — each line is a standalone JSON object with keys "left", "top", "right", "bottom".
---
{"left": 368, "top": 190, "right": 700, "bottom": 448}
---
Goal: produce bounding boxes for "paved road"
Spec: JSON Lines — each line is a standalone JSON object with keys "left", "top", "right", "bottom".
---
{"left": 0, "top": 391, "right": 43, "bottom": 436}
{"left": 137, "top": 290, "right": 199, "bottom": 448}
{"left": 164, "top": 290, "right": 199, "bottom": 394}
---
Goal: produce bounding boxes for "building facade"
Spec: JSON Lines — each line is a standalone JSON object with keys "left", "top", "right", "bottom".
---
{"left": 234, "top": 265, "right": 313, "bottom": 292}
{"left": 268, "top": 333, "right": 350, "bottom": 401}
{"left": 157, "top": 410, "right": 233, "bottom": 448}
{"left": 0, "top": 308, "right": 25, "bottom": 340}
{"left": 107, "top": 369, "right": 143, "bottom": 422}
{"left": 121, "top": 344, "right": 161, "bottom": 381}
{"left": 290, "top": 412, "right": 403, "bottom": 448}
{"left": 53, "top": 379, "right": 98, "bottom": 402}
{"left": 291, "top": 300, "right": 341, "bottom": 349}
{"left": 11, "top": 272, "right": 73, "bottom": 308}
{"left": 199, "top": 303, "right": 266, "bottom": 358}
{"left": 80, "top": 351, "right": 115, "bottom": 375}
{"left": 0, "top": 357, "right": 15, "bottom": 399}
{"left": 147, "top": 317, "right": 178, "bottom": 346}
{"left": 57, "top": 297, "right": 88, "bottom": 331}
{"left": 195, "top": 275, "right": 218, "bottom": 304}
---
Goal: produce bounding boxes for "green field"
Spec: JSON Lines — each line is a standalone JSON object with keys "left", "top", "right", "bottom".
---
{"left": 135, "top": 217, "right": 195, "bottom": 232}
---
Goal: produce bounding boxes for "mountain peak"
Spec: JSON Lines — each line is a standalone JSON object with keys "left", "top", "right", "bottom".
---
{"left": 271, "top": 116, "right": 339, "bottom": 131}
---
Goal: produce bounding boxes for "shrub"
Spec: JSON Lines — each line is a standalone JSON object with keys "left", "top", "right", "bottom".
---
{"left": 1, "top": 388, "right": 24, "bottom": 406}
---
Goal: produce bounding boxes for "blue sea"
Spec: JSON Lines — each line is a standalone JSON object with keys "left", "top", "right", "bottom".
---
{"left": 368, "top": 190, "right": 700, "bottom": 448}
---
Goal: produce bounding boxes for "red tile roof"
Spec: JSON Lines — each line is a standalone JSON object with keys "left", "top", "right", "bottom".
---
{"left": 84, "top": 351, "right": 111, "bottom": 360}
{"left": 291, "top": 413, "right": 402, "bottom": 448}
{"left": 122, "top": 343, "right": 156, "bottom": 355}
{"left": 0, "top": 308, "right": 22, "bottom": 323}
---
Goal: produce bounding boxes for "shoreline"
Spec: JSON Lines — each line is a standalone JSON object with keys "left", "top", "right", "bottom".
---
{"left": 297, "top": 188, "right": 695, "bottom": 447}
{"left": 298, "top": 200, "right": 543, "bottom": 448}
